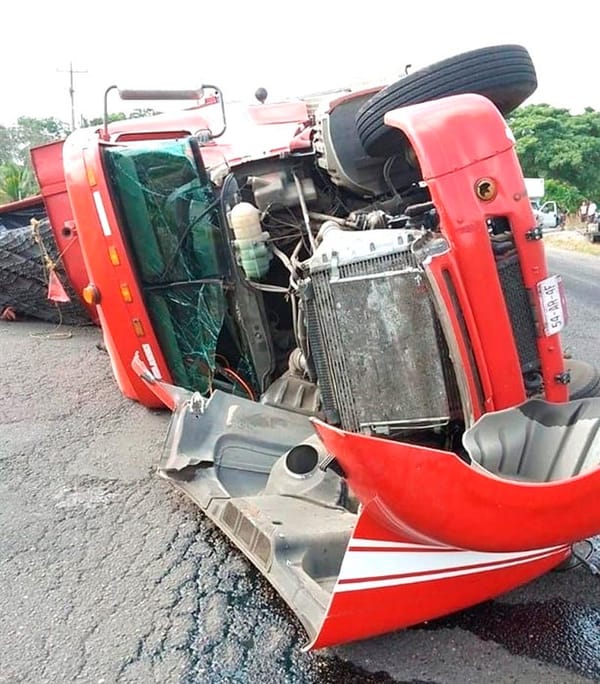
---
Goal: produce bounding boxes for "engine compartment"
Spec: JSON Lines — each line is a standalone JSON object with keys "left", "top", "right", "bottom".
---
{"left": 212, "top": 137, "right": 466, "bottom": 447}
{"left": 98, "top": 87, "right": 558, "bottom": 455}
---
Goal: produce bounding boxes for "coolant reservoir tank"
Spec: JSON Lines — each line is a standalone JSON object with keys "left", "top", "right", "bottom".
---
{"left": 230, "top": 202, "right": 262, "bottom": 240}
{"left": 229, "top": 202, "right": 272, "bottom": 279}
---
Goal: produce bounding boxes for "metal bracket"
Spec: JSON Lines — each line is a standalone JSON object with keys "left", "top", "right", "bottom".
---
{"left": 525, "top": 227, "right": 543, "bottom": 241}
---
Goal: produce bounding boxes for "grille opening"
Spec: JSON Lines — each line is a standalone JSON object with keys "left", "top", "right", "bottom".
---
{"left": 488, "top": 218, "right": 541, "bottom": 389}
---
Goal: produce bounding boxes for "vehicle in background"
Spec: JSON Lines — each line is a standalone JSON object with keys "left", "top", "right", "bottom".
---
{"left": 525, "top": 178, "right": 562, "bottom": 230}
{"left": 0, "top": 194, "right": 46, "bottom": 230}
{"left": 524, "top": 177, "right": 545, "bottom": 204}
{"left": 585, "top": 212, "right": 600, "bottom": 242}
{"left": 534, "top": 199, "right": 563, "bottom": 230}
{"left": 0, "top": 192, "right": 93, "bottom": 323}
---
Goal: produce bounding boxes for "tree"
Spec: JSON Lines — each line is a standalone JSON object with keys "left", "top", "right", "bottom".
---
{"left": 0, "top": 110, "right": 163, "bottom": 202}
{"left": 81, "top": 111, "right": 129, "bottom": 127}
{"left": 508, "top": 105, "right": 600, "bottom": 203}
{"left": 543, "top": 179, "right": 583, "bottom": 213}
{"left": 0, "top": 162, "right": 37, "bottom": 202}
{"left": 0, "top": 126, "right": 15, "bottom": 166}
{"left": 9, "top": 117, "right": 70, "bottom": 165}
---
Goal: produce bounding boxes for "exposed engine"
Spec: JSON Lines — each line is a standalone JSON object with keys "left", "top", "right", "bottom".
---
{"left": 218, "top": 141, "right": 463, "bottom": 442}
{"left": 97, "top": 87, "right": 545, "bottom": 448}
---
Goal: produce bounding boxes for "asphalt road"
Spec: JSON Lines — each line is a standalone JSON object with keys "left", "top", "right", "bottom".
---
{"left": 1, "top": 246, "right": 599, "bottom": 684}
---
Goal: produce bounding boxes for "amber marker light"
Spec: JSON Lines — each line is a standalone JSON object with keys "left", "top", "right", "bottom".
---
{"left": 131, "top": 318, "right": 145, "bottom": 337}
{"left": 108, "top": 246, "right": 120, "bottom": 265}
{"left": 120, "top": 283, "right": 133, "bottom": 303}
{"left": 86, "top": 165, "right": 97, "bottom": 186}
{"left": 82, "top": 284, "right": 100, "bottom": 305}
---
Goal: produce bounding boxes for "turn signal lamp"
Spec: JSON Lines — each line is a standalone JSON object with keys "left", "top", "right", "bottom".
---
{"left": 86, "top": 164, "right": 97, "bottom": 187}
{"left": 82, "top": 284, "right": 100, "bottom": 305}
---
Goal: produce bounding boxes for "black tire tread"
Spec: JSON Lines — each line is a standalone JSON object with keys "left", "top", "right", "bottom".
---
{"left": 356, "top": 45, "right": 537, "bottom": 157}
{"left": 568, "top": 359, "right": 600, "bottom": 400}
{"left": 0, "top": 220, "right": 90, "bottom": 325}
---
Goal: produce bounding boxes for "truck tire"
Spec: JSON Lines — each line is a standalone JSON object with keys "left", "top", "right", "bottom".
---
{"left": 568, "top": 359, "right": 600, "bottom": 400}
{"left": 356, "top": 45, "right": 537, "bottom": 158}
{"left": 0, "top": 221, "right": 90, "bottom": 325}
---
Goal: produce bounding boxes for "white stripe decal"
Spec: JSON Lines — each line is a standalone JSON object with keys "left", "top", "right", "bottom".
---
{"left": 339, "top": 545, "right": 563, "bottom": 582}
{"left": 142, "top": 343, "right": 162, "bottom": 379}
{"left": 349, "top": 539, "right": 563, "bottom": 553}
{"left": 93, "top": 191, "right": 112, "bottom": 236}
{"left": 335, "top": 551, "right": 560, "bottom": 593}
{"left": 349, "top": 539, "right": 459, "bottom": 551}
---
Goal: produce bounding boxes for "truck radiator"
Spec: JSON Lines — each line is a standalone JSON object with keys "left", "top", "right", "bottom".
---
{"left": 303, "top": 245, "right": 457, "bottom": 434}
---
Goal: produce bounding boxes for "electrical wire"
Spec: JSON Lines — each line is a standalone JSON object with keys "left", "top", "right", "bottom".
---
{"left": 27, "top": 219, "right": 76, "bottom": 339}
{"left": 246, "top": 281, "right": 290, "bottom": 293}
{"left": 292, "top": 173, "right": 317, "bottom": 253}
{"left": 383, "top": 156, "right": 403, "bottom": 199}
{"left": 290, "top": 289, "right": 300, "bottom": 349}
{"left": 218, "top": 366, "right": 256, "bottom": 400}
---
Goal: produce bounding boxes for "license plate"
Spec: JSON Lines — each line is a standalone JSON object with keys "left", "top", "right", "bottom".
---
{"left": 537, "top": 274, "right": 568, "bottom": 336}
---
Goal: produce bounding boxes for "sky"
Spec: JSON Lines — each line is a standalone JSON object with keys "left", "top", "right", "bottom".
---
{"left": 2, "top": 1, "right": 599, "bottom": 127}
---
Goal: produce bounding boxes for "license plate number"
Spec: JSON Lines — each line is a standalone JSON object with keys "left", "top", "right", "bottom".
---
{"left": 537, "top": 274, "right": 567, "bottom": 336}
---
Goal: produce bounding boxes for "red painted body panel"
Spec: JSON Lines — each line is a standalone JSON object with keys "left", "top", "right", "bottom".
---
{"left": 29, "top": 140, "right": 98, "bottom": 322}
{"left": 62, "top": 130, "right": 172, "bottom": 406}
{"left": 106, "top": 99, "right": 312, "bottom": 168}
{"left": 0, "top": 194, "right": 45, "bottom": 214}
{"left": 385, "top": 94, "right": 567, "bottom": 408}
{"left": 310, "top": 504, "right": 569, "bottom": 648}
{"left": 313, "top": 418, "right": 600, "bottom": 552}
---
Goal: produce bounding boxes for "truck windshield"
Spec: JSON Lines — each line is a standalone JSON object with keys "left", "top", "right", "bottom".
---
{"left": 102, "top": 138, "right": 253, "bottom": 395}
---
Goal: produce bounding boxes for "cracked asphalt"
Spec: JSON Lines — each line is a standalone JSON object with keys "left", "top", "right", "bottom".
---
{"left": 1, "top": 247, "right": 599, "bottom": 683}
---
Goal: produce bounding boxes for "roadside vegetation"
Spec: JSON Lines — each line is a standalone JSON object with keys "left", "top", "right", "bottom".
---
{"left": 544, "top": 230, "right": 600, "bottom": 256}
{"left": 508, "top": 104, "right": 600, "bottom": 213}
{"left": 0, "top": 110, "right": 158, "bottom": 202}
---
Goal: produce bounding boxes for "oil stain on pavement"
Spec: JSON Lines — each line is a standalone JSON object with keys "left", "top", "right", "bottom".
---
{"left": 427, "top": 598, "right": 600, "bottom": 681}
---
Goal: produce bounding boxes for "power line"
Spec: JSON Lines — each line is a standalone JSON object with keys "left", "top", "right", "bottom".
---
{"left": 57, "top": 62, "right": 88, "bottom": 130}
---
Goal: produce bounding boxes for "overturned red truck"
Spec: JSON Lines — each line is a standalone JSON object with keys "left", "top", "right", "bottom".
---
{"left": 25, "top": 45, "right": 600, "bottom": 647}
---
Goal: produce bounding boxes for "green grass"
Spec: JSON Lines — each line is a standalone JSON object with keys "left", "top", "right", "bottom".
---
{"left": 543, "top": 231, "right": 600, "bottom": 256}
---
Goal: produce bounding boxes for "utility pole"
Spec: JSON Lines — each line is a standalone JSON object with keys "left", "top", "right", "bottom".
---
{"left": 57, "top": 62, "right": 88, "bottom": 130}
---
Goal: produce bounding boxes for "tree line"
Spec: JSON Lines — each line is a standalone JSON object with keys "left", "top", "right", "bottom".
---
{"left": 0, "top": 109, "right": 158, "bottom": 203}
{"left": 1, "top": 104, "right": 599, "bottom": 212}
{"left": 508, "top": 104, "right": 600, "bottom": 212}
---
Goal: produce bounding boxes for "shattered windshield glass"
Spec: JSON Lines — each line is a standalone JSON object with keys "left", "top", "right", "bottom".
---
{"left": 103, "top": 139, "right": 256, "bottom": 395}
